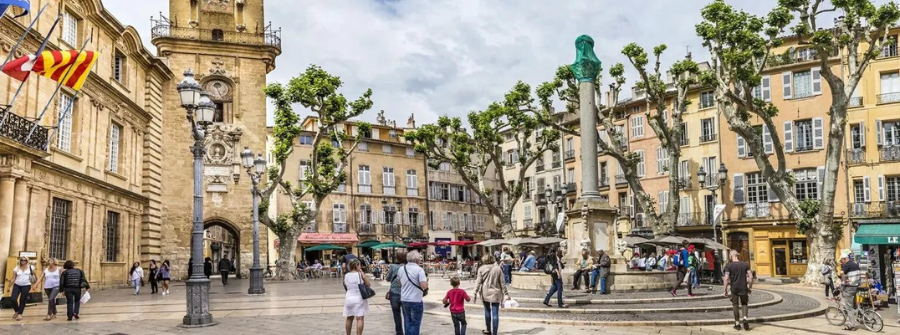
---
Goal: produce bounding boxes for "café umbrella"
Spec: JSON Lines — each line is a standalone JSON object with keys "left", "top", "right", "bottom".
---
{"left": 371, "top": 242, "right": 408, "bottom": 250}
{"left": 305, "top": 244, "right": 347, "bottom": 251}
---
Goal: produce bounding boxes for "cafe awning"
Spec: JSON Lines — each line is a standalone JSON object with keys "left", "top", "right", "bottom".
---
{"left": 298, "top": 233, "right": 359, "bottom": 245}
{"left": 854, "top": 224, "right": 900, "bottom": 245}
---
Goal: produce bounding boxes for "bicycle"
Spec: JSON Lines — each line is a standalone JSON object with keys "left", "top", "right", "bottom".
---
{"left": 824, "top": 288, "right": 883, "bottom": 332}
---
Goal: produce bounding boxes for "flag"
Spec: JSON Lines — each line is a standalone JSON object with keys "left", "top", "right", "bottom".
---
{"left": 2, "top": 50, "right": 97, "bottom": 90}
{"left": 0, "top": 0, "right": 29, "bottom": 18}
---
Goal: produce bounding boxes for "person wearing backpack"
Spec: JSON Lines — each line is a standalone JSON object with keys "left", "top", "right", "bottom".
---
{"left": 398, "top": 250, "right": 428, "bottom": 335}
{"left": 821, "top": 258, "right": 836, "bottom": 300}
{"left": 646, "top": 252, "right": 658, "bottom": 271}
{"left": 385, "top": 252, "right": 407, "bottom": 335}
{"left": 61, "top": 260, "right": 90, "bottom": 321}
{"left": 670, "top": 240, "right": 693, "bottom": 297}
{"left": 542, "top": 249, "right": 568, "bottom": 308}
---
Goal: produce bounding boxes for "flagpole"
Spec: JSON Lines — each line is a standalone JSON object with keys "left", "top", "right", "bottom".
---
{"left": 0, "top": 3, "right": 50, "bottom": 69}
{"left": 24, "top": 32, "right": 92, "bottom": 143}
{"left": 3, "top": 11, "right": 60, "bottom": 107}
{"left": 44, "top": 90, "right": 79, "bottom": 150}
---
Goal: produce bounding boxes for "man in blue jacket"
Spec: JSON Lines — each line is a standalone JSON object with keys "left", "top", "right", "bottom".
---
{"left": 670, "top": 240, "right": 694, "bottom": 297}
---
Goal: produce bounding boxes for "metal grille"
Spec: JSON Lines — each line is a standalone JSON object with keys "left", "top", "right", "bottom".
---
{"left": 105, "top": 211, "right": 120, "bottom": 262}
{"left": 50, "top": 198, "right": 71, "bottom": 260}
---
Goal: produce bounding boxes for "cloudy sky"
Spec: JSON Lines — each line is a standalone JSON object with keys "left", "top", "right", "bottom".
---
{"left": 102, "top": 0, "right": 837, "bottom": 126}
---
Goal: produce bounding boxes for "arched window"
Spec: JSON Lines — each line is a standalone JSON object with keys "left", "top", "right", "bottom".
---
{"left": 212, "top": 29, "right": 224, "bottom": 42}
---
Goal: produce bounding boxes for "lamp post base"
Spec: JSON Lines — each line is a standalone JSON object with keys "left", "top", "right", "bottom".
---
{"left": 248, "top": 266, "right": 266, "bottom": 295}
{"left": 182, "top": 277, "right": 215, "bottom": 327}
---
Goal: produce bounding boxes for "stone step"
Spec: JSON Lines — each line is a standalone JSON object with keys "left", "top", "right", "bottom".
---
{"left": 501, "top": 285, "right": 729, "bottom": 305}
{"left": 499, "top": 291, "right": 780, "bottom": 314}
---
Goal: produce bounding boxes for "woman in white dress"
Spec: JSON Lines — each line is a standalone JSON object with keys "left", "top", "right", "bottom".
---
{"left": 343, "top": 259, "right": 370, "bottom": 335}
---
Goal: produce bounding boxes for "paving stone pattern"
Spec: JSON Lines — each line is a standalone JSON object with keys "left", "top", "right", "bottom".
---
{"left": 510, "top": 291, "right": 775, "bottom": 310}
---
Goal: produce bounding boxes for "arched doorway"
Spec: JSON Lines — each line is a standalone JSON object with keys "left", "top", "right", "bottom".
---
{"left": 200, "top": 219, "right": 241, "bottom": 278}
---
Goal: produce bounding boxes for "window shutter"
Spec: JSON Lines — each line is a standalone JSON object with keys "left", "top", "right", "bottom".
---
{"left": 636, "top": 150, "right": 645, "bottom": 177}
{"left": 878, "top": 175, "right": 885, "bottom": 201}
{"left": 680, "top": 196, "right": 691, "bottom": 214}
{"left": 863, "top": 176, "right": 871, "bottom": 203}
{"left": 782, "top": 71, "right": 792, "bottom": 99}
{"left": 358, "top": 208, "right": 363, "bottom": 224}
{"left": 737, "top": 136, "right": 746, "bottom": 158}
{"left": 813, "top": 117, "right": 824, "bottom": 149}
{"left": 876, "top": 120, "right": 883, "bottom": 145}
{"left": 733, "top": 173, "right": 745, "bottom": 204}
{"left": 351, "top": 126, "right": 358, "bottom": 136}
{"left": 657, "top": 147, "right": 664, "bottom": 175}
{"left": 860, "top": 121, "right": 866, "bottom": 147}
{"left": 372, "top": 128, "right": 380, "bottom": 139}
{"left": 811, "top": 67, "right": 822, "bottom": 94}
{"left": 762, "top": 75, "right": 771, "bottom": 102}
{"left": 768, "top": 180, "right": 779, "bottom": 202}
{"left": 783, "top": 121, "right": 794, "bottom": 152}
{"left": 817, "top": 166, "right": 826, "bottom": 199}
{"left": 763, "top": 125, "right": 773, "bottom": 154}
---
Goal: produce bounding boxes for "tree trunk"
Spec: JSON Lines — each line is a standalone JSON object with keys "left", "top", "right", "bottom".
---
{"left": 499, "top": 216, "right": 516, "bottom": 239}
{"left": 273, "top": 232, "right": 299, "bottom": 281}
{"left": 802, "top": 227, "right": 839, "bottom": 285}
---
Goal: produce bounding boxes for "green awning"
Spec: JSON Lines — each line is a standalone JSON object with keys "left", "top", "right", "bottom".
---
{"left": 854, "top": 224, "right": 900, "bottom": 245}
{"left": 357, "top": 240, "right": 382, "bottom": 248}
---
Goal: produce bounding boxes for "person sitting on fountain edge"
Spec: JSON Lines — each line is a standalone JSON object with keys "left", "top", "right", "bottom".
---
{"left": 571, "top": 249, "right": 592, "bottom": 290}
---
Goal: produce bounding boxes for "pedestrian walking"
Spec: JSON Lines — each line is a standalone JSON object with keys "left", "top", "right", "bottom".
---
{"left": 723, "top": 250, "right": 753, "bottom": 331}
{"left": 474, "top": 254, "right": 509, "bottom": 335}
{"left": 60, "top": 260, "right": 90, "bottom": 321}
{"left": 7, "top": 256, "right": 35, "bottom": 321}
{"left": 499, "top": 248, "right": 514, "bottom": 284}
{"left": 821, "top": 259, "right": 836, "bottom": 300}
{"left": 689, "top": 245, "right": 701, "bottom": 288}
{"left": 385, "top": 252, "right": 407, "bottom": 335}
{"left": 571, "top": 249, "right": 592, "bottom": 290}
{"left": 36, "top": 258, "right": 61, "bottom": 320}
{"left": 159, "top": 260, "right": 171, "bottom": 295}
{"left": 443, "top": 276, "right": 470, "bottom": 335}
{"left": 670, "top": 240, "right": 694, "bottom": 297}
{"left": 204, "top": 257, "right": 213, "bottom": 279}
{"left": 588, "top": 249, "right": 610, "bottom": 294}
{"left": 218, "top": 255, "right": 232, "bottom": 285}
{"left": 839, "top": 251, "right": 862, "bottom": 331}
{"left": 148, "top": 260, "right": 159, "bottom": 294}
{"left": 398, "top": 251, "right": 428, "bottom": 335}
{"left": 343, "top": 259, "right": 370, "bottom": 335}
{"left": 542, "top": 249, "right": 568, "bottom": 308}
{"left": 129, "top": 262, "right": 144, "bottom": 295}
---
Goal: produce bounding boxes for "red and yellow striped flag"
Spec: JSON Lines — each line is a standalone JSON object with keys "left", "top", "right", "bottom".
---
{"left": 2, "top": 50, "right": 98, "bottom": 90}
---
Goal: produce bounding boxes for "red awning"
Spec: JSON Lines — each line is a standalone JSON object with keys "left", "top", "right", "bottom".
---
{"left": 407, "top": 242, "right": 432, "bottom": 248}
{"left": 449, "top": 241, "right": 479, "bottom": 246}
{"left": 298, "top": 233, "right": 359, "bottom": 245}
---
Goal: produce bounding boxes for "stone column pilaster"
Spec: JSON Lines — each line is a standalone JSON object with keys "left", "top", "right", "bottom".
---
{"left": 9, "top": 178, "right": 29, "bottom": 255}
{"left": 0, "top": 176, "right": 17, "bottom": 288}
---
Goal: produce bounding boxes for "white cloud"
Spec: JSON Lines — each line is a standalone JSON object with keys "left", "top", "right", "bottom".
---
{"left": 101, "top": 0, "right": 848, "bottom": 126}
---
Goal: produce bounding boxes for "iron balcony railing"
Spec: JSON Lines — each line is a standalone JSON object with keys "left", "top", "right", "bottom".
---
{"left": 0, "top": 108, "right": 49, "bottom": 151}
{"left": 552, "top": 160, "right": 562, "bottom": 169}
{"left": 523, "top": 219, "right": 533, "bottom": 229}
{"left": 523, "top": 191, "right": 532, "bottom": 202}
{"left": 849, "top": 96, "right": 863, "bottom": 107}
{"left": 303, "top": 224, "right": 318, "bottom": 233}
{"left": 536, "top": 163, "right": 545, "bottom": 172}
{"left": 333, "top": 223, "right": 347, "bottom": 233}
{"left": 151, "top": 18, "right": 282, "bottom": 49}
{"left": 384, "top": 224, "right": 401, "bottom": 236}
{"left": 880, "top": 145, "right": 900, "bottom": 162}
{"left": 615, "top": 174, "right": 627, "bottom": 185}
{"left": 409, "top": 225, "right": 425, "bottom": 238}
{"left": 851, "top": 201, "right": 900, "bottom": 218}
{"left": 881, "top": 44, "right": 899, "bottom": 58}
{"left": 848, "top": 148, "right": 866, "bottom": 164}
{"left": 566, "top": 182, "right": 577, "bottom": 194}
{"left": 358, "top": 223, "right": 376, "bottom": 235}
{"left": 676, "top": 212, "right": 705, "bottom": 226}
{"left": 619, "top": 206, "right": 633, "bottom": 218}
{"left": 742, "top": 202, "right": 771, "bottom": 219}
{"left": 565, "top": 150, "right": 576, "bottom": 161}
{"left": 877, "top": 92, "right": 900, "bottom": 104}
{"left": 599, "top": 178, "right": 610, "bottom": 188}
{"left": 699, "top": 133, "right": 717, "bottom": 143}
{"left": 678, "top": 176, "right": 692, "bottom": 189}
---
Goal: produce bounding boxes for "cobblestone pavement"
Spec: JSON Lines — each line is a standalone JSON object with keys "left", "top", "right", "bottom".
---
{"left": 510, "top": 291, "right": 776, "bottom": 309}
{"left": 0, "top": 276, "right": 896, "bottom": 334}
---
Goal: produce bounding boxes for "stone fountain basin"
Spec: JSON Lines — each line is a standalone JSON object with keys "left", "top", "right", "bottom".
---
{"left": 511, "top": 270, "right": 677, "bottom": 292}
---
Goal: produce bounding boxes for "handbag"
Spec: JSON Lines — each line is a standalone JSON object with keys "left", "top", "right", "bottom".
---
{"left": 29, "top": 266, "right": 36, "bottom": 285}
{"left": 403, "top": 265, "right": 428, "bottom": 297}
{"left": 357, "top": 273, "right": 376, "bottom": 299}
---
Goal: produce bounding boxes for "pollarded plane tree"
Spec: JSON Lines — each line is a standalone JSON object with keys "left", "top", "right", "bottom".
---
{"left": 696, "top": 0, "right": 899, "bottom": 284}
{"left": 404, "top": 83, "right": 561, "bottom": 239}
{"left": 536, "top": 44, "right": 700, "bottom": 237}
{"left": 260, "top": 65, "right": 373, "bottom": 280}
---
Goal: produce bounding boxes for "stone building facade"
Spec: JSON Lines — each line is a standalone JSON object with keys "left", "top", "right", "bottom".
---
{"left": 0, "top": 0, "right": 171, "bottom": 291}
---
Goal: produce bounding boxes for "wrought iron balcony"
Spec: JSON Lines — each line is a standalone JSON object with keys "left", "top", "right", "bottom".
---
{"left": 851, "top": 201, "right": 900, "bottom": 218}
{"left": 536, "top": 163, "right": 545, "bottom": 172}
{"left": 848, "top": 148, "right": 866, "bottom": 164}
{"left": 0, "top": 108, "right": 49, "bottom": 151}
{"left": 618, "top": 206, "right": 633, "bottom": 218}
{"left": 615, "top": 174, "right": 627, "bottom": 185}
{"left": 678, "top": 176, "right": 692, "bottom": 189}
{"left": 566, "top": 182, "right": 577, "bottom": 194}
{"left": 877, "top": 92, "right": 900, "bottom": 104}
{"left": 680, "top": 136, "right": 690, "bottom": 146}
{"left": 358, "top": 223, "right": 376, "bottom": 235}
{"left": 565, "top": 150, "right": 576, "bottom": 161}
{"left": 333, "top": 223, "right": 348, "bottom": 233}
{"left": 599, "top": 178, "right": 610, "bottom": 188}
{"left": 523, "top": 191, "right": 532, "bottom": 202}
{"left": 849, "top": 96, "right": 863, "bottom": 108}
{"left": 699, "top": 133, "right": 717, "bottom": 143}
{"left": 552, "top": 160, "right": 562, "bottom": 169}
{"left": 384, "top": 224, "right": 401, "bottom": 236}
{"left": 881, "top": 145, "right": 900, "bottom": 162}
{"left": 881, "top": 45, "right": 899, "bottom": 58}
{"left": 523, "top": 219, "right": 533, "bottom": 229}
{"left": 535, "top": 192, "right": 547, "bottom": 205}
{"left": 409, "top": 225, "right": 425, "bottom": 238}
{"left": 676, "top": 213, "right": 705, "bottom": 226}
{"left": 741, "top": 202, "right": 771, "bottom": 219}
{"left": 151, "top": 18, "right": 282, "bottom": 49}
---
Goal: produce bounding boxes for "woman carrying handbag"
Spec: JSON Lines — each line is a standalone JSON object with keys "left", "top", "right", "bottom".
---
{"left": 343, "top": 259, "right": 372, "bottom": 335}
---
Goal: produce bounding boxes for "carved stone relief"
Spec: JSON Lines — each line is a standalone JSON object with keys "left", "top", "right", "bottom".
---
{"left": 203, "top": 124, "right": 242, "bottom": 192}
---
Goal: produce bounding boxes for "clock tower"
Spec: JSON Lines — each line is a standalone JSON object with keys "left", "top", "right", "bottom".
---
{"left": 150, "top": 0, "right": 280, "bottom": 295}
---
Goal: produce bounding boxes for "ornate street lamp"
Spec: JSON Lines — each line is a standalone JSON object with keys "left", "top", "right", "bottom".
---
{"left": 697, "top": 163, "right": 729, "bottom": 244}
{"left": 177, "top": 69, "right": 214, "bottom": 327}
{"left": 241, "top": 147, "right": 266, "bottom": 295}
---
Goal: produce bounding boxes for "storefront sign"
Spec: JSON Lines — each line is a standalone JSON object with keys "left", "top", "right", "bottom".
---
{"left": 888, "top": 236, "right": 899, "bottom": 244}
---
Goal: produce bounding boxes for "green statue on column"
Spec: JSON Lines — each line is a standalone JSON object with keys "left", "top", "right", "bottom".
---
{"left": 570, "top": 35, "right": 602, "bottom": 83}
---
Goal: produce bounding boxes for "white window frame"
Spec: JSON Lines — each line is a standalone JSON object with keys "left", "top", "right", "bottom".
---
{"left": 631, "top": 115, "right": 644, "bottom": 138}
{"left": 358, "top": 165, "right": 371, "bottom": 193}
{"left": 57, "top": 94, "right": 74, "bottom": 152}
{"left": 406, "top": 170, "right": 418, "bottom": 196}
{"left": 108, "top": 123, "right": 121, "bottom": 173}
{"left": 656, "top": 147, "right": 669, "bottom": 175}
{"left": 332, "top": 203, "right": 347, "bottom": 224}
{"left": 383, "top": 166, "right": 395, "bottom": 195}
{"left": 406, "top": 147, "right": 415, "bottom": 157}
{"left": 699, "top": 91, "right": 715, "bottom": 109}
{"left": 62, "top": 11, "right": 78, "bottom": 46}
{"left": 635, "top": 150, "right": 645, "bottom": 177}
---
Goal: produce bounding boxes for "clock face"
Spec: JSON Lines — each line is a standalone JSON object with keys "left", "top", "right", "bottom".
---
{"left": 205, "top": 80, "right": 231, "bottom": 100}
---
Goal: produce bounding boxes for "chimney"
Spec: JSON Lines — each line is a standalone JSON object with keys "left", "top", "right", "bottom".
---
{"left": 686, "top": 51, "right": 692, "bottom": 61}
{"left": 605, "top": 91, "right": 613, "bottom": 107}
{"left": 407, "top": 113, "right": 416, "bottom": 129}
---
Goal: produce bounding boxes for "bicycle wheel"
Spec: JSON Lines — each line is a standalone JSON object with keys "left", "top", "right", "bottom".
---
{"left": 824, "top": 306, "right": 846, "bottom": 326}
{"left": 861, "top": 310, "right": 883, "bottom": 332}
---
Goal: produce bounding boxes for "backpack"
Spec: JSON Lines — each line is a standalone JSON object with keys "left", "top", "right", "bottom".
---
{"left": 543, "top": 259, "right": 555, "bottom": 274}
{"left": 647, "top": 256, "right": 657, "bottom": 268}
{"left": 673, "top": 253, "right": 681, "bottom": 267}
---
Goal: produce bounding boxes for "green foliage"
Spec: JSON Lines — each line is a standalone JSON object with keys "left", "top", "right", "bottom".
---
{"left": 796, "top": 199, "right": 821, "bottom": 235}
